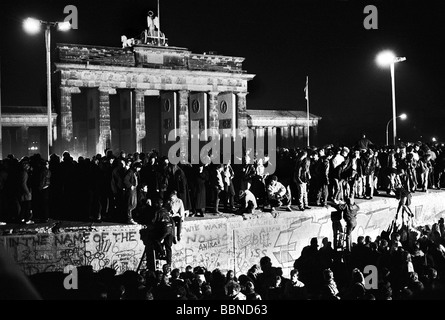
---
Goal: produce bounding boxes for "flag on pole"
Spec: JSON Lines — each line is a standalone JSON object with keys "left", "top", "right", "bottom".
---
{"left": 304, "top": 76, "right": 308, "bottom": 100}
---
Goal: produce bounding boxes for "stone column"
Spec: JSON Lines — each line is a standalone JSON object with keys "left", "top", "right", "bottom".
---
{"left": 264, "top": 127, "right": 269, "bottom": 152}
{"left": 20, "top": 126, "right": 29, "bottom": 156}
{"left": 52, "top": 119, "right": 58, "bottom": 143}
{"left": 290, "top": 126, "right": 295, "bottom": 148}
{"left": 311, "top": 123, "right": 318, "bottom": 146}
{"left": 59, "top": 86, "right": 80, "bottom": 153}
{"left": 297, "top": 126, "right": 303, "bottom": 142}
{"left": 97, "top": 88, "right": 113, "bottom": 154}
{"left": 208, "top": 91, "right": 219, "bottom": 138}
{"left": 178, "top": 90, "right": 190, "bottom": 159}
{"left": 283, "top": 126, "right": 289, "bottom": 148}
{"left": 271, "top": 127, "right": 277, "bottom": 148}
{"left": 259, "top": 126, "right": 266, "bottom": 140}
{"left": 256, "top": 126, "right": 265, "bottom": 158}
{"left": 134, "top": 89, "right": 146, "bottom": 153}
{"left": 236, "top": 92, "right": 248, "bottom": 139}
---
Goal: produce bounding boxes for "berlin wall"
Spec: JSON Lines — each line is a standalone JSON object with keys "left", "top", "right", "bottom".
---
{"left": 1, "top": 191, "right": 445, "bottom": 278}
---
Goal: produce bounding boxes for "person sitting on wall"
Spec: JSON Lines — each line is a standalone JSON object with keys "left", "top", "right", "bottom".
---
{"left": 164, "top": 190, "right": 185, "bottom": 242}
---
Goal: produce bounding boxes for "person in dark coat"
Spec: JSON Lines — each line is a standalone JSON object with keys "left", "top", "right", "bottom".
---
{"left": 222, "top": 161, "right": 236, "bottom": 212}
{"left": 140, "top": 154, "right": 160, "bottom": 203}
{"left": 60, "top": 151, "right": 78, "bottom": 221}
{"left": 123, "top": 162, "right": 142, "bottom": 224}
{"left": 191, "top": 164, "right": 208, "bottom": 217}
{"left": 150, "top": 198, "right": 175, "bottom": 265}
{"left": 333, "top": 195, "right": 359, "bottom": 252}
{"left": 170, "top": 164, "right": 192, "bottom": 215}
{"left": 209, "top": 164, "right": 225, "bottom": 214}
{"left": 98, "top": 155, "right": 115, "bottom": 221}
{"left": 88, "top": 156, "right": 104, "bottom": 222}
{"left": 111, "top": 159, "right": 126, "bottom": 222}
{"left": 30, "top": 157, "right": 51, "bottom": 223}
{"left": 283, "top": 268, "right": 308, "bottom": 300}
{"left": 48, "top": 153, "right": 62, "bottom": 219}
{"left": 157, "top": 157, "right": 171, "bottom": 202}
{"left": 240, "top": 155, "right": 256, "bottom": 192}
{"left": 18, "top": 158, "right": 33, "bottom": 224}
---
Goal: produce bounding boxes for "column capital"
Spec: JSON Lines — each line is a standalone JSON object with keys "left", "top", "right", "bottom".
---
{"left": 236, "top": 92, "right": 248, "bottom": 97}
{"left": 60, "top": 86, "right": 81, "bottom": 94}
{"left": 208, "top": 91, "right": 219, "bottom": 97}
{"left": 178, "top": 89, "right": 190, "bottom": 95}
{"left": 99, "top": 87, "right": 117, "bottom": 95}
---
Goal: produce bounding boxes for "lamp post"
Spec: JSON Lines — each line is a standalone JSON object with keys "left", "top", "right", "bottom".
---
{"left": 386, "top": 113, "right": 407, "bottom": 146}
{"left": 376, "top": 50, "right": 406, "bottom": 145}
{"left": 23, "top": 18, "right": 71, "bottom": 158}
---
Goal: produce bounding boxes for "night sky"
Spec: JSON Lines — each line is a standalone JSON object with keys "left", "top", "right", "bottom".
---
{"left": 1, "top": 0, "right": 445, "bottom": 147}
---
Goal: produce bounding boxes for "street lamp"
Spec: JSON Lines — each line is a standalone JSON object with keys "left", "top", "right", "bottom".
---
{"left": 23, "top": 17, "right": 71, "bottom": 158}
{"left": 376, "top": 50, "right": 406, "bottom": 145}
{"left": 386, "top": 113, "right": 407, "bottom": 146}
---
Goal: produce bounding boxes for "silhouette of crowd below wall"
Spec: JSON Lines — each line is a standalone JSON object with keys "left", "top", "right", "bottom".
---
{"left": 9, "top": 220, "right": 445, "bottom": 300}
{"left": 1, "top": 136, "right": 445, "bottom": 225}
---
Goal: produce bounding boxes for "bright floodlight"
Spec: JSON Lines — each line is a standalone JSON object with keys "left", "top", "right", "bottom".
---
{"left": 57, "top": 21, "right": 71, "bottom": 31}
{"left": 400, "top": 113, "right": 407, "bottom": 120}
{"left": 23, "top": 17, "right": 41, "bottom": 34}
{"left": 376, "top": 50, "right": 396, "bottom": 67}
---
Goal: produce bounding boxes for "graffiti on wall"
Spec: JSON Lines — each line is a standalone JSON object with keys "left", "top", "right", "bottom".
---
{"left": 172, "top": 220, "right": 228, "bottom": 271}
{"left": 231, "top": 218, "right": 281, "bottom": 273}
{"left": 3, "top": 232, "right": 86, "bottom": 275}
{"left": 1, "top": 228, "right": 145, "bottom": 276}
{"left": 84, "top": 230, "right": 143, "bottom": 274}
{"left": 2, "top": 192, "right": 444, "bottom": 277}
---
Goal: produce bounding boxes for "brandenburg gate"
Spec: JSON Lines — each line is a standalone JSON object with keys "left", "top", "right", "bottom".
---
{"left": 54, "top": 42, "right": 255, "bottom": 158}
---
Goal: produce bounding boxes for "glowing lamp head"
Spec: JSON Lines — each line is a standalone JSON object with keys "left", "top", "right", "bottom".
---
{"left": 399, "top": 113, "right": 407, "bottom": 120}
{"left": 57, "top": 21, "right": 71, "bottom": 31}
{"left": 23, "top": 17, "right": 41, "bottom": 34}
{"left": 376, "top": 50, "right": 396, "bottom": 67}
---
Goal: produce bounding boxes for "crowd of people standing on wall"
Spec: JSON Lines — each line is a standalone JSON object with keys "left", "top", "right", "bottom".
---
{"left": 1, "top": 135, "right": 445, "bottom": 226}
